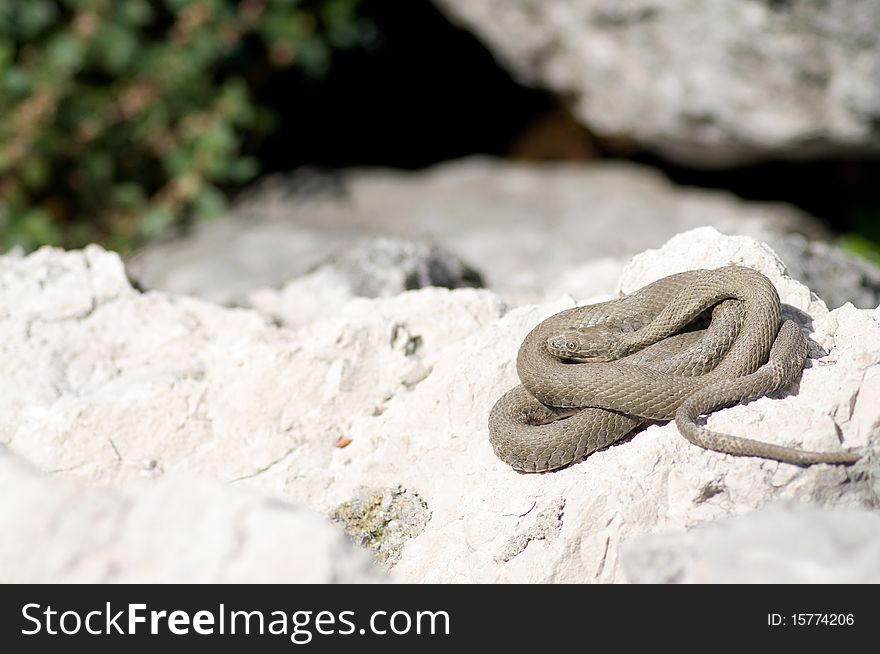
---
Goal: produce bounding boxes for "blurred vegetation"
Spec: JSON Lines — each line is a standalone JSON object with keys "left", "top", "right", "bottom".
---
{"left": 0, "top": 0, "right": 373, "bottom": 253}
{"left": 837, "top": 211, "right": 880, "bottom": 266}
{"left": 1, "top": 0, "right": 878, "bottom": 264}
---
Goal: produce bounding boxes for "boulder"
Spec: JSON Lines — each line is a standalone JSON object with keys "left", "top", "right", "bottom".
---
{"left": 0, "top": 447, "right": 383, "bottom": 583}
{"left": 128, "top": 158, "right": 838, "bottom": 308}
{"left": 432, "top": 0, "right": 880, "bottom": 166}
{"left": 250, "top": 237, "right": 482, "bottom": 328}
{"left": 3, "top": 228, "right": 877, "bottom": 582}
{"left": 765, "top": 233, "right": 880, "bottom": 312}
{"left": 621, "top": 502, "right": 880, "bottom": 583}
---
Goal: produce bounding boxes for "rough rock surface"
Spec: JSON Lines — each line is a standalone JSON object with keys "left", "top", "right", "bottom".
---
{"left": 0, "top": 447, "right": 382, "bottom": 583}
{"left": 127, "top": 158, "right": 832, "bottom": 307}
{"left": 3, "top": 228, "right": 878, "bottom": 582}
{"left": 622, "top": 502, "right": 880, "bottom": 583}
{"left": 433, "top": 0, "right": 880, "bottom": 166}
{"left": 331, "top": 485, "right": 432, "bottom": 568}
{"left": 766, "top": 234, "right": 880, "bottom": 311}
{"left": 251, "top": 237, "right": 483, "bottom": 328}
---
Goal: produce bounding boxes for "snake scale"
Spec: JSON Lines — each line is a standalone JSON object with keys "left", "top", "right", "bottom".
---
{"left": 488, "top": 265, "right": 862, "bottom": 472}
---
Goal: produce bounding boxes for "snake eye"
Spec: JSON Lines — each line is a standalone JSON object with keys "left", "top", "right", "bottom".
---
{"left": 566, "top": 341, "right": 577, "bottom": 351}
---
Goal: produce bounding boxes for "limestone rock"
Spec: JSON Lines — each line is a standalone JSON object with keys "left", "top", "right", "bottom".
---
{"left": 1, "top": 245, "right": 504, "bottom": 486}
{"left": 250, "top": 237, "right": 483, "bottom": 328}
{"left": 3, "top": 228, "right": 878, "bottom": 583}
{"left": 0, "top": 447, "right": 383, "bottom": 583}
{"left": 621, "top": 502, "right": 880, "bottom": 583}
{"left": 432, "top": 0, "right": 880, "bottom": 166}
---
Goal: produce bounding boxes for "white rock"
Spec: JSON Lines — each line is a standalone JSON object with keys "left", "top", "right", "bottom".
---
{"left": 2, "top": 229, "right": 877, "bottom": 582}
{"left": 2, "top": 246, "right": 504, "bottom": 486}
{"left": 250, "top": 237, "right": 482, "bottom": 328}
{"left": 620, "top": 226, "right": 830, "bottom": 333}
{"left": 250, "top": 265, "right": 355, "bottom": 329}
{"left": 0, "top": 447, "right": 383, "bottom": 583}
{"left": 621, "top": 502, "right": 880, "bottom": 583}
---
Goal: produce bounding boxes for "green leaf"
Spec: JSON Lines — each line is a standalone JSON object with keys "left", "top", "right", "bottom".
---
{"left": 110, "top": 182, "right": 147, "bottom": 210}
{"left": 191, "top": 184, "right": 227, "bottom": 218}
{"left": 2, "top": 65, "right": 32, "bottom": 95}
{"left": 200, "top": 121, "right": 236, "bottom": 157}
{"left": 94, "top": 23, "right": 138, "bottom": 74}
{"left": 82, "top": 151, "right": 115, "bottom": 185}
{"left": 116, "top": 0, "right": 155, "bottom": 27}
{"left": 13, "top": 208, "right": 61, "bottom": 249}
{"left": 19, "top": 155, "right": 49, "bottom": 190}
{"left": 260, "top": 11, "right": 314, "bottom": 42}
{"left": 837, "top": 233, "right": 880, "bottom": 266}
{"left": 223, "top": 156, "right": 259, "bottom": 183}
{"left": 296, "top": 36, "right": 331, "bottom": 77}
{"left": 44, "top": 32, "right": 86, "bottom": 74}
{"left": 0, "top": 39, "right": 14, "bottom": 68}
{"left": 138, "top": 206, "right": 176, "bottom": 238}
{"left": 163, "top": 147, "right": 193, "bottom": 177}
{"left": 16, "top": 1, "right": 59, "bottom": 39}
{"left": 164, "top": 0, "right": 201, "bottom": 15}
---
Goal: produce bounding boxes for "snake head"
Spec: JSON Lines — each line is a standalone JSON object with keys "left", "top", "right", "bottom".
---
{"left": 545, "top": 327, "right": 615, "bottom": 362}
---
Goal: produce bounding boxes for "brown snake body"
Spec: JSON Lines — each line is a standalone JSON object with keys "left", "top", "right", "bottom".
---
{"left": 488, "top": 266, "right": 861, "bottom": 472}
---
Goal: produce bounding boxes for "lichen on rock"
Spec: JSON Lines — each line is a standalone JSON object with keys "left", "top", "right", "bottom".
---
{"left": 331, "top": 485, "right": 431, "bottom": 567}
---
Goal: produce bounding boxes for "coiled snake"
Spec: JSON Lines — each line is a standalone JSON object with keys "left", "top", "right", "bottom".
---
{"left": 488, "top": 265, "right": 861, "bottom": 472}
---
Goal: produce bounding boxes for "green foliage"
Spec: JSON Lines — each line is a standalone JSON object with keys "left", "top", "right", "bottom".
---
{"left": 837, "top": 208, "right": 880, "bottom": 267}
{"left": 0, "top": 0, "right": 372, "bottom": 253}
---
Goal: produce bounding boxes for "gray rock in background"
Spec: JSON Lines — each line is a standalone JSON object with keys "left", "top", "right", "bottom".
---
{"left": 621, "top": 502, "right": 880, "bottom": 583}
{"left": 432, "top": 0, "right": 880, "bottom": 166}
{"left": 128, "top": 158, "right": 832, "bottom": 305}
{"left": 127, "top": 158, "right": 880, "bottom": 311}
{"left": 250, "top": 237, "right": 483, "bottom": 328}
{"left": 766, "top": 234, "right": 880, "bottom": 311}
{"left": 325, "top": 237, "right": 483, "bottom": 297}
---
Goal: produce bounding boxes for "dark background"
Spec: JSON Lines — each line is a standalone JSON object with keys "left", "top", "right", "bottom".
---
{"left": 253, "top": 0, "right": 880, "bottom": 245}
